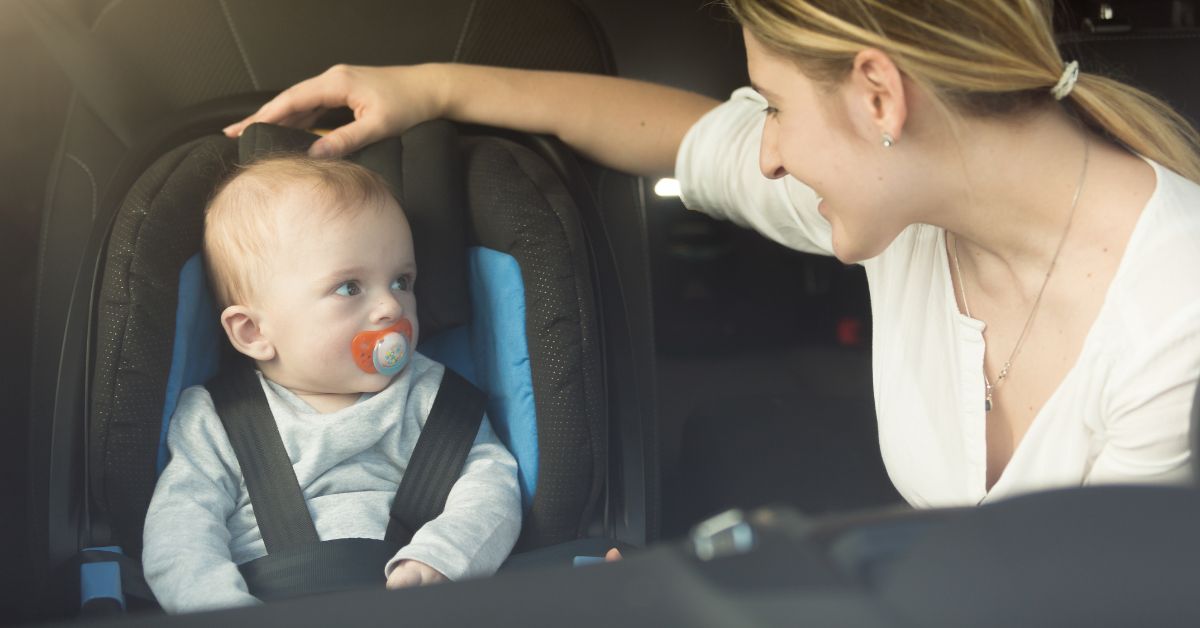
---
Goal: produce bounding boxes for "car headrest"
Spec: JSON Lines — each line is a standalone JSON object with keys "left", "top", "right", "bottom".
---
{"left": 237, "top": 121, "right": 472, "bottom": 338}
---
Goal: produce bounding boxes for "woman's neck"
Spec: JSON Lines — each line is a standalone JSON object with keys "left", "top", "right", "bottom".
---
{"left": 930, "top": 107, "right": 1114, "bottom": 298}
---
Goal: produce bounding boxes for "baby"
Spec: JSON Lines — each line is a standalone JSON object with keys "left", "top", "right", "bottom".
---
{"left": 142, "top": 155, "right": 521, "bottom": 613}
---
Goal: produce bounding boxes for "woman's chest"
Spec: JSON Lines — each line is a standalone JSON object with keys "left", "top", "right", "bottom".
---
{"left": 871, "top": 325, "right": 1108, "bottom": 506}
{"left": 866, "top": 263, "right": 1112, "bottom": 506}
{"left": 970, "top": 252, "right": 1118, "bottom": 485}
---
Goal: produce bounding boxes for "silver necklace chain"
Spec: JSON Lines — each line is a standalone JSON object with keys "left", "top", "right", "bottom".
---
{"left": 951, "top": 135, "right": 1090, "bottom": 413}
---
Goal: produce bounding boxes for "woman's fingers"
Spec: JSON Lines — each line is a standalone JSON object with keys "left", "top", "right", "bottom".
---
{"left": 291, "top": 109, "right": 325, "bottom": 132}
{"left": 223, "top": 66, "right": 357, "bottom": 137}
{"left": 309, "top": 118, "right": 382, "bottom": 158}
{"left": 220, "top": 65, "right": 439, "bottom": 155}
{"left": 605, "top": 548, "right": 623, "bottom": 562}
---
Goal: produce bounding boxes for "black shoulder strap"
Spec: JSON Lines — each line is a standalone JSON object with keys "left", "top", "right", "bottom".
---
{"left": 208, "top": 361, "right": 320, "bottom": 553}
{"left": 209, "top": 362, "right": 487, "bottom": 554}
{"left": 384, "top": 368, "right": 488, "bottom": 545}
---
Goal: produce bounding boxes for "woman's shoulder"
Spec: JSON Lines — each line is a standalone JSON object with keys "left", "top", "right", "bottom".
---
{"left": 1107, "top": 161, "right": 1200, "bottom": 325}
{"left": 1086, "top": 161, "right": 1200, "bottom": 372}
{"left": 1142, "top": 161, "right": 1200, "bottom": 243}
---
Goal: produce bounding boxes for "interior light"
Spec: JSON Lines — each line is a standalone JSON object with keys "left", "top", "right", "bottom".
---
{"left": 654, "top": 178, "right": 681, "bottom": 197}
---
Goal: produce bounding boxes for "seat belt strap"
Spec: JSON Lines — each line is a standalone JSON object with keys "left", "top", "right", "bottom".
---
{"left": 209, "top": 362, "right": 486, "bottom": 553}
{"left": 208, "top": 361, "right": 320, "bottom": 552}
{"left": 385, "top": 368, "right": 487, "bottom": 545}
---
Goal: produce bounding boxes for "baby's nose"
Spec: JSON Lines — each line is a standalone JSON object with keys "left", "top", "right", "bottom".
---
{"left": 373, "top": 294, "right": 404, "bottom": 322}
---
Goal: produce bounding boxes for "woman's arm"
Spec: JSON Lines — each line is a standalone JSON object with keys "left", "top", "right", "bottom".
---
{"left": 1086, "top": 305, "right": 1200, "bottom": 486}
{"left": 224, "top": 64, "right": 720, "bottom": 178}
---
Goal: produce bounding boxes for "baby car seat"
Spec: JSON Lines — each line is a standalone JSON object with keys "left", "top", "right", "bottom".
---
{"left": 24, "top": 0, "right": 659, "bottom": 619}
{"left": 66, "top": 117, "right": 620, "bottom": 613}
{"left": 41, "top": 116, "right": 644, "bottom": 616}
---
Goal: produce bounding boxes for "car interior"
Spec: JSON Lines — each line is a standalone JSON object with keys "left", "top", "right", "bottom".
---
{"left": 1, "top": 0, "right": 1198, "bottom": 626}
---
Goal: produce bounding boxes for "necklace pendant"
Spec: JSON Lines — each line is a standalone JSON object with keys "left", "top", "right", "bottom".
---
{"left": 985, "top": 398, "right": 993, "bottom": 412}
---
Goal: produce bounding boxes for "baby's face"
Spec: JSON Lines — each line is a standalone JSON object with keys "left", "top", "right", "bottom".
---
{"left": 252, "top": 193, "right": 419, "bottom": 398}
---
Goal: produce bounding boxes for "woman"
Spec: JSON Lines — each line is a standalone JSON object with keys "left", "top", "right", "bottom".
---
{"left": 226, "top": 0, "right": 1200, "bottom": 508}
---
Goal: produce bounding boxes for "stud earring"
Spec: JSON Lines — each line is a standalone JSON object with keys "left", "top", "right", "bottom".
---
{"left": 881, "top": 132, "right": 895, "bottom": 148}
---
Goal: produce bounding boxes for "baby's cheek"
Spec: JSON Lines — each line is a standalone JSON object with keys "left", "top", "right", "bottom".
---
{"left": 316, "top": 333, "right": 355, "bottom": 368}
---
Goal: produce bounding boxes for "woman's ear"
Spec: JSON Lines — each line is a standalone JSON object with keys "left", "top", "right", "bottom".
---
{"left": 220, "top": 305, "right": 276, "bottom": 362}
{"left": 848, "top": 48, "right": 908, "bottom": 144}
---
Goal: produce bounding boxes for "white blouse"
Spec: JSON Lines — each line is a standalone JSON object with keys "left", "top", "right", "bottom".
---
{"left": 676, "top": 87, "right": 1200, "bottom": 507}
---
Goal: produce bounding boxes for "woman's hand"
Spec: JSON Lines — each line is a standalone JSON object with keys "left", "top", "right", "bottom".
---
{"left": 225, "top": 63, "right": 717, "bottom": 177}
{"left": 223, "top": 64, "right": 449, "bottom": 158}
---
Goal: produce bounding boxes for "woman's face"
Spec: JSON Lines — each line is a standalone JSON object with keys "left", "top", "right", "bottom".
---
{"left": 744, "top": 29, "right": 920, "bottom": 263}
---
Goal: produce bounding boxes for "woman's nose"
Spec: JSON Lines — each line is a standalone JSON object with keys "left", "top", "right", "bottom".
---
{"left": 759, "top": 120, "right": 787, "bottom": 180}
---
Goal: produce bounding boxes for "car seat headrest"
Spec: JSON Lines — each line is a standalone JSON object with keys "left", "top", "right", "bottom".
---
{"left": 236, "top": 122, "right": 471, "bottom": 339}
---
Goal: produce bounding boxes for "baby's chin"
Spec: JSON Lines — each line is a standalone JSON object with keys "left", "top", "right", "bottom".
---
{"left": 326, "top": 372, "right": 396, "bottom": 396}
{"left": 276, "top": 371, "right": 397, "bottom": 400}
{"left": 356, "top": 373, "right": 396, "bottom": 394}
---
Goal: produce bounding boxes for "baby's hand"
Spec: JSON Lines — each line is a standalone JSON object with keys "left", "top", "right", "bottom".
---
{"left": 386, "top": 559, "right": 448, "bottom": 590}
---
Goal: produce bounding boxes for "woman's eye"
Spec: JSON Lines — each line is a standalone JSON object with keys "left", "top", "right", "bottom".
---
{"left": 764, "top": 106, "right": 779, "bottom": 118}
{"left": 391, "top": 276, "right": 410, "bottom": 292}
{"left": 335, "top": 281, "right": 361, "bottom": 297}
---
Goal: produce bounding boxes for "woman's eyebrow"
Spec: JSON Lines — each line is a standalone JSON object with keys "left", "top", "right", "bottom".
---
{"left": 750, "top": 83, "right": 777, "bottom": 99}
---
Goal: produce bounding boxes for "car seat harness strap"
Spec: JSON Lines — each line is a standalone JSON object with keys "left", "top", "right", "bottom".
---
{"left": 208, "top": 361, "right": 486, "bottom": 601}
{"left": 385, "top": 367, "right": 487, "bottom": 544}
{"left": 209, "top": 361, "right": 321, "bottom": 552}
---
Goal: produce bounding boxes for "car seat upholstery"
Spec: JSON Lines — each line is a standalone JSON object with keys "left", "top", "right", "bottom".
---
{"left": 26, "top": 0, "right": 659, "bottom": 616}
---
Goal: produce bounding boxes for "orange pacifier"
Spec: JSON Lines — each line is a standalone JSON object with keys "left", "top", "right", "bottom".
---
{"left": 351, "top": 319, "right": 413, "bottom": 376}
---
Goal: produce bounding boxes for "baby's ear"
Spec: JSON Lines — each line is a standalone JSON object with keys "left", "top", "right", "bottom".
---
{"left": 220, "top": 305, "right": 275, "bottom": 361}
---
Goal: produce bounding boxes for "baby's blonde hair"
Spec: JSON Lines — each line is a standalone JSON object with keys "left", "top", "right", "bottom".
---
{"left": 726, "top": 0, "right": 1200, "bottom": 182}
{"left": 204, "top": 155, "right": 397, "bottom": 308}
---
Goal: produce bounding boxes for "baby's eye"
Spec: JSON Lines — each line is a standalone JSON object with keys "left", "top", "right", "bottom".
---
{"left": 391, "top": 276, "right": 411, "bottom": 292}
{"left": 764, "top": 106, "right": 779, "bottom": 118}
{"left": 335, "top": 280, "right": 361, "bottom": 297}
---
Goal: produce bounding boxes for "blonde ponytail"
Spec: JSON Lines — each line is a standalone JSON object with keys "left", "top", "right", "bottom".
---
{"left": 1069, "top": 74, "right": 1200, "bottom": 181}
{"left": 726, "top": 0, "right": 1200, "bottom": 182}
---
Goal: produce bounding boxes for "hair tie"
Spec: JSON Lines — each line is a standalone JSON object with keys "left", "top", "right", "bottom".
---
{"left": 1051, "top": 61, "right": 1080, "bottom": 100}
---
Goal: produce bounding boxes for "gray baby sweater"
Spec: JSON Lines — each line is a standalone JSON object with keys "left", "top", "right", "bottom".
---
{"left": 142, "top": 353, "right": 521, "bottom": 613}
